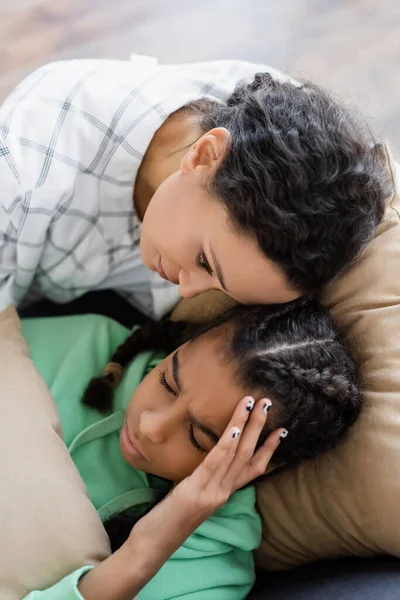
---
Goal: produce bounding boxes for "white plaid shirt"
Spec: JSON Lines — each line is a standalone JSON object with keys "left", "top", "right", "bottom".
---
{"left": 0, "top": 55, "right": 286, "bottom": 318}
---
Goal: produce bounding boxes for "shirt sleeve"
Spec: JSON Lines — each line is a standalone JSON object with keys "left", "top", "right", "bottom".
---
{"left": 22, "top": 566, "right": 94, "bottom": 600}
{"left": 138, "top": 486, "right": 262, "bottom": 600}
{"left": 0, "top": 174, "right": 65, "bottom": 310}
{"left": 0, "top": 130, "right": 33, "bottom": 310}
{"left": 0, "top": 62, "right": 111, "bottom": 309}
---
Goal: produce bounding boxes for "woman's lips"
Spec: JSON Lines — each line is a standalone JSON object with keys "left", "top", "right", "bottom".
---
{"left": 157, "top": 257, "right": 179, "bottom": 284}
{"left": 121, "top": 421, "right": 148, "bottom": 461}
{"left": 157, "top": 257, "right": 169, "bottom": 281}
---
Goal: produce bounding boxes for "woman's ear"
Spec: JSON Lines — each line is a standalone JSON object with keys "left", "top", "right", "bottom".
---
{"left": 180, "top": 127, "right": 230, "bottom": 177}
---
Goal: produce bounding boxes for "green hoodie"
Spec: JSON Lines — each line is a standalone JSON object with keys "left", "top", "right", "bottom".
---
{"left": 21, "top": 314, "right": 261, "bottom": 600}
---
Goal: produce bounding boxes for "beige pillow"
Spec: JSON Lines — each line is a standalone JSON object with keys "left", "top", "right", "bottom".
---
{"left": 0, "top": 306, "right": 110, "bottom": 599}
{"left": 170, "top": 289, "right": 236, "bottom": 323}
{"left": 255, "top": 143, "right": 400, "bottom": 569}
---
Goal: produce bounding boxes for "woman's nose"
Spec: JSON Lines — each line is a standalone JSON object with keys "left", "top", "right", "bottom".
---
{"left": 139, "top": 409, "right": 173, "bottom": 445}
{"left": 178, "top": 270, "right": 212, "bottom": 298}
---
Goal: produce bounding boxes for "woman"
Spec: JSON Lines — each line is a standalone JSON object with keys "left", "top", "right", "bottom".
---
{"left": 0, "top": 56, "right": 390, "bottom": 320}
{"left": 21, "top": 298, "right": 360, "bottom": 599}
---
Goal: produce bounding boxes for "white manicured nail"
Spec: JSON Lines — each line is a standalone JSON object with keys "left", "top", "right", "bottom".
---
{"left": 263, "top": 399, "right": 272, "bottom": 413}
{"left": 245, "top": 398, "right": 255, "bottom": 412}
{"left": 232, "top": 427, "right": 241, "bottom": 440}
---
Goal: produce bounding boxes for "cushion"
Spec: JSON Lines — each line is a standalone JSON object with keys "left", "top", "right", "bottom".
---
{"left": 255, "top": 142, "right": 400, "bottom": 569}
{"left": 170, "top": 289, "right": 236, "bottom": 323}
{"left": 0, "top": 306, "right": 110, "bottom": 599}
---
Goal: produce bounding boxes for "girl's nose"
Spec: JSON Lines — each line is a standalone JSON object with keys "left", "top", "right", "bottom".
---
{"left": 139, "top": 408, "right": 174, "bottom": 445}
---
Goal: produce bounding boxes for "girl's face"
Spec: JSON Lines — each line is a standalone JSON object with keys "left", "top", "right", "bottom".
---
{"left": 120, "top": 331, "right": 253, "bottom": 482}
{"left": 139, "top": 131, "right": 299, "bottom": 306}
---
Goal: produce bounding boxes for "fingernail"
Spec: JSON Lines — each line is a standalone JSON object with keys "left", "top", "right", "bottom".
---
{"left": 245, "top": 397, "right": 255, "bottom": 412}
{"left": 280, "top": 430, "right": 288, "bottom": 441}
{"left": 263, "top": 399, "right": 272, "bottom": 413}
{"left": 232, "top": 427, "right": 241, "bottom": 440}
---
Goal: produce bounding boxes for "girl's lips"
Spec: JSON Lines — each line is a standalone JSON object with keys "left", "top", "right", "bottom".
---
{"left": 121, "top": 422, "right": 148, "bottom": 461}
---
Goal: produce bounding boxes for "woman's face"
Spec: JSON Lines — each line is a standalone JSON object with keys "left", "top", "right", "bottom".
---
{"left": 120, "top": 331, "right": 255, "bottom": 482}
{"left": 140, "top": 136, "right": 300, "bottom": 306}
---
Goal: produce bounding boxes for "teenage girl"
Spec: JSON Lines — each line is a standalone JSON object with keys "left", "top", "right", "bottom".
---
{"left": 21, "top": 298, "right": 360, "bottom": 599}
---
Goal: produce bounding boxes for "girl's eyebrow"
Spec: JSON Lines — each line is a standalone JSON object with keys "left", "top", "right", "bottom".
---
{"left": 172, "top": 351, "right": 220, "bottom": 444}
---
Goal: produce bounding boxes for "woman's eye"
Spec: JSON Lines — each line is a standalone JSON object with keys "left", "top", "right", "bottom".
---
{"left": 158, "top": 370, "right": 177, "bottom": 397}
{"left": 196, "top": 252, "right": 213, "bottom": 277}
{"left": 188, "top": 423, "right": 206, "bottom": 454}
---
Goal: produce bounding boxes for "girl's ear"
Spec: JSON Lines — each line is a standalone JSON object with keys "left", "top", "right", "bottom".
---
{"left": 180, "top": 127, "right": 231, "bottom": 177}
{"left": 264, "top": 462, "right": 285, "bottom": 475}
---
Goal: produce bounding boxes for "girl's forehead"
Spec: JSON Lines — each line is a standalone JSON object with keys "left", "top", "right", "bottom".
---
{"left": 177, "top": 334, "right": 245, "bottom": 434}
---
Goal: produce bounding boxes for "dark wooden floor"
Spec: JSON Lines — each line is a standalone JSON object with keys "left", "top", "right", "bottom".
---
{"left": 1, "top": 0, "right": 399, "bottom": 154}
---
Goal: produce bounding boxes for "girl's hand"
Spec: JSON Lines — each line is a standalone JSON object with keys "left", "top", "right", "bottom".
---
{"left": 78, "top": 397, "right": 286, "bottom": 600}
{"left": 171, "top": 396, "right": 287, "bottom": 525}
{"left": 128, "top": 396, "right": 286, "bottom": 556}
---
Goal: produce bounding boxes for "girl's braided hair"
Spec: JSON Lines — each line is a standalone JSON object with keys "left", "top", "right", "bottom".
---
{"left": 83, "top": 297, "right": 361, "bottom": 468}
{"left": 83, "top": 320, "right": 190, "bottom": 414}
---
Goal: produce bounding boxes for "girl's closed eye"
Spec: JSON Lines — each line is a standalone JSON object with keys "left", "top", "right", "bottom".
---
{"left": 158, "top": 370, "right": 176, "bottom": 396}
{"left": 158, "top": 371, "right": 205, "bottom": 453}
{"left": 188, "top": 424, "right": 206, "bottom": 454}
{"left": 196, "top": 251, "right": 213, "bottom": 277}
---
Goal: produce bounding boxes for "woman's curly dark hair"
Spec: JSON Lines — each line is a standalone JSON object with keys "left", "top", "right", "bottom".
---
{"left": 185, "top": 72, "right": 392, "bottom": 293}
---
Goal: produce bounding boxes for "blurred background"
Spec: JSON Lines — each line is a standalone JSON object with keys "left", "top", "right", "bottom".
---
{"left": 1, "top": 0, "right": 399, "bottom": 154}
